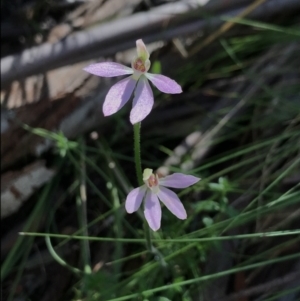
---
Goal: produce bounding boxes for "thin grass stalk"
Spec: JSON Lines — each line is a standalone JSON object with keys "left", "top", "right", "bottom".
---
{"left": 1, "top": 176, "right": 57, "bottom": 280}
{"left": 77, "top": 137, "right": 92, "bottom": 275}
{"left": 133, "top": 122, "right": 153, "bottom": 252}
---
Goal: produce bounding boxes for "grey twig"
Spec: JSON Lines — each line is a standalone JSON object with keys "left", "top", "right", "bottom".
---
{"left": 1, "top": 0, "right": 299, "bottom": 86}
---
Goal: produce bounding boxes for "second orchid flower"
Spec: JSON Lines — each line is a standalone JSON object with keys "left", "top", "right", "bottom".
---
{"left": 125, "top": 169, "right": 200, "bottom": 231}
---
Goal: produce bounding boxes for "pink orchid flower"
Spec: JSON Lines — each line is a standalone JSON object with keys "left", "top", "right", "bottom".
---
{"left": 83, "top": 39, "right": 182, "bottom": 124}
{"left": 125, "top": 169, "right": 200, "bottom": 231}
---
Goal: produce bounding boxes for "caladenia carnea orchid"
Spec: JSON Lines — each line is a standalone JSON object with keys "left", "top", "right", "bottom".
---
{"left": 83, "top": 39, "right": 182, "bottom": 124}
{"left": 84, "top": 39, "right": 193, "bottom": 252}
{"left": 125, "top": 169, "right": 200, "bottom": 231}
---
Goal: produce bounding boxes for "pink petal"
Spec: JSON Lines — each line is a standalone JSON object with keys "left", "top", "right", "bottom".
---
{"left": 125, "top": 186, "right": 147, "bottom": 213}
{"left": 144, "top": 190, "right": 161, "bottom": 231}
{"left": 103, "top": 76, "right": 137, "bottom": 116}
{"left": 83, "top": 62, "right": 133, "bottom": 77}
{"left": 159, "top": 173, "right": 200, "bottom": 189}
{"left": 157, "top": 187, "right": 187, "bottom": 220}
{"left": 130, "top": 76, "right": 154, "bottom": 124}
{"left": 146, "top": 73, "right": 182, "bottom": 94}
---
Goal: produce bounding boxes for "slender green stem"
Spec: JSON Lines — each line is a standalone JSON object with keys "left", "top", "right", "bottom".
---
{"left": 133, "top": 122, "right": 153, "bottom": 251}
{"left": 77, "top": 137, "right": 92, "bottom": 275}
{"left": 7, "top": 238, "right": 34, "bottom": 301}
{"left": 133, "top": 122, "right": 143, "bottom": 186}
{"left": 20, "top": 229, "right": 300, "bottom": 243}
{"left": 45, "top": 236, "right": 83, "bottom": 275}
{"left": 1, "top": 175, "right": 58, "bottom": 281}
{"left": 133, "top": 124, "right": 166, "bottom": 267}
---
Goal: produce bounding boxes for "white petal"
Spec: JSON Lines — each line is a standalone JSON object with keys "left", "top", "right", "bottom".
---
{"left": 130, "top": 76, "right": 154, "bottom": 124}
{"left": 157, "top": 187, "right": 187, "bottom": 219}
{"left": 125, "top": 186, "right": 146, "bottom": 213}
{"left": 146, "top": 73, "right": 182, "bottom": 94}
{"left": 144, "top": 190, "right": 161, "bottom": 231}
{"left": 103, "top": 76, "right": 137, "bottom": 116}
{"left": 83, "top": 62, "right": 133, "bottom": 77}
{"left": 159, "top": 173, "right": 200, "bottom": 189}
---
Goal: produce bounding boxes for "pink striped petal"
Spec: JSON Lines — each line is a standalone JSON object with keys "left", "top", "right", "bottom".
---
{"left": 144, "top": 190, "right": 161, "bottom": 231}
{"left": 159, "top": 173, "right": 200, "bottom": 189}
{"left": 130, "top": 76, "right": 154, "bottom": 124}
{"left": 125, "top": 185, "right": 147, "bottom": 213}
{"left": 103, "top": 76, "right": 137, "bottom": 116}
{"left": 83, "top": 62, "right": 133, "bottom": 77}
{"left": 157, "top": 187, "right": 187, "bottom": 220}
{"left": 146, "top": 73, "right": 182, "bottom": 94}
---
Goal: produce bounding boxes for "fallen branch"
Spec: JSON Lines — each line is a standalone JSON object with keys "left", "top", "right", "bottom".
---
{"left": 1, "top": 161, "right": 55, "bottom": 219}
{"left": 2, "top": 0, "right": 299, "bottom": 86}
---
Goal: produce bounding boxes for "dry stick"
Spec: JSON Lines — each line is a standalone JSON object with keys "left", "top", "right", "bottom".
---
{"left": 189, "top": 0, "right": 268, "bottom": 56}
{"left": 1, "top": 0, "right": 299, "bottom": 86}
{"left": 218, "top": 271, "right": 300, "bottom": 301}
{"left": 0, "top": 0, "right": 229, "bottom": 86}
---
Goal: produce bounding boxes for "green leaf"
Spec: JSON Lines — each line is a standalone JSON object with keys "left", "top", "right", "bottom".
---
{"left": 202, "top": 216, "right": 214, "bottom": 227}
{"left": 193, "top": 200, "right": 220, "bottom": 212}
{"left": 84, "top": 270, "right": 117, "bottom": 298}
{"left": 151, "top": 60, "right": 162, "bottom": 74}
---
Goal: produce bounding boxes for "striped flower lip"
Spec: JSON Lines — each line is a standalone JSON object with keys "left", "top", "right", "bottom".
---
{"left": 125, "top": 169, "right": 200, "bottom": 231}
{"left": 83, "top": 39, "right": 182, "bottom": 124}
